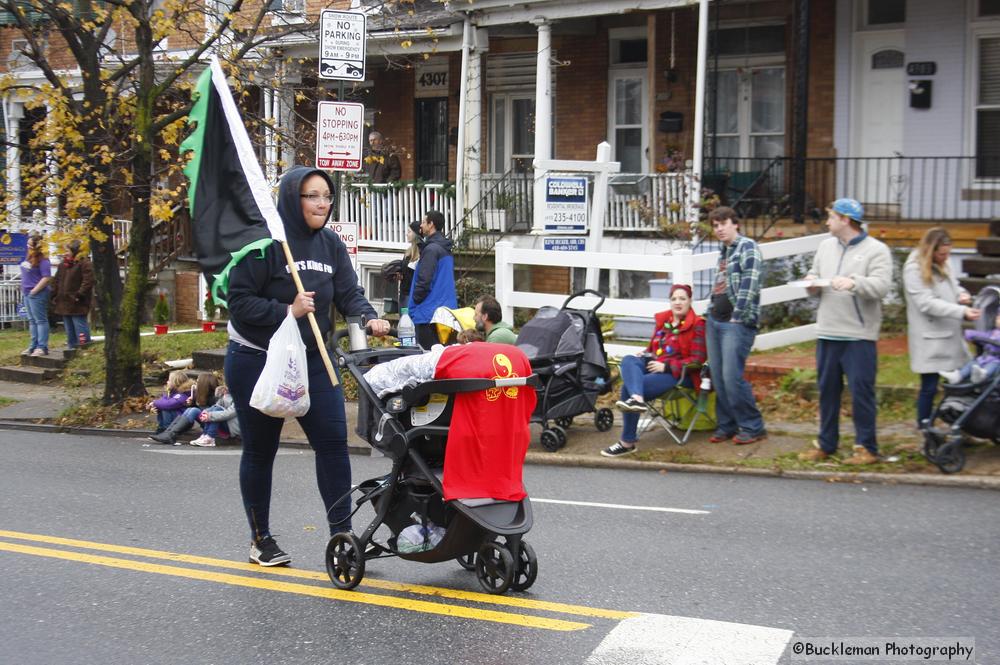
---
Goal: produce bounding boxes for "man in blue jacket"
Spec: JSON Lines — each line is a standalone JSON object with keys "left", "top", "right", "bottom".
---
{"left": 408, "top": 210, "right": 457, "bottom": 348}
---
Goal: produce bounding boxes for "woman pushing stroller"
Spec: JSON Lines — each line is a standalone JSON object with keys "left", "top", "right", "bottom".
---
{"left": 602, "top": 284, "right": 706, "bottom": 457}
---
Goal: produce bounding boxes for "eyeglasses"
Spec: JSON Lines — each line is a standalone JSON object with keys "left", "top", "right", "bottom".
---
{"left": 300, "top": 194, "right": 333, "bottom": 203}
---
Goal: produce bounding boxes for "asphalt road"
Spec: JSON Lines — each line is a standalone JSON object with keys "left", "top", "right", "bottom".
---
{"left": 1, "top": 431, "right": 996, "bottom": 664}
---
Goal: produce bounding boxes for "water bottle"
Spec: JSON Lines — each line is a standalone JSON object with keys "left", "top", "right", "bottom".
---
{"left": 398, "top": 308, "right": 416, "bottom": 348}
{"left": 699, "top": 364, "right": 712, "bottom": 392}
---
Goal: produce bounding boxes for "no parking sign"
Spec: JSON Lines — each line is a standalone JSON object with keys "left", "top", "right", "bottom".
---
{"left": 329, "top": 221, "right": 358, "bottom": 275}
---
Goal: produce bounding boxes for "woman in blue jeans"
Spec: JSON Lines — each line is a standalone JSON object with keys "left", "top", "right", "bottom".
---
{"left": 20, "top": 235, "right": 52, "bottom": 357}
{"left": 222, "top": 167, "right": 389, "bottom": 567}
{"left": 602, "top": 284, "right": 707, "bottom": 457}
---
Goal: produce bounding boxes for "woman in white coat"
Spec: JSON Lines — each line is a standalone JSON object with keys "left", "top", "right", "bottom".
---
{"left": 903, "top": 228, "right": 981, "bottom": 425}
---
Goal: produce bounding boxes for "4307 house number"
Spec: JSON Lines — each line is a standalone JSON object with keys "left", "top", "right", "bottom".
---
{"left": 418, "top": 71, "right": 447, "bottom": 87}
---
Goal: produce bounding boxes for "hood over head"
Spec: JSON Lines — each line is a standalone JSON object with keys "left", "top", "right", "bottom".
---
{"left": 276, "top": 166, "right": 335, "bottom": 242}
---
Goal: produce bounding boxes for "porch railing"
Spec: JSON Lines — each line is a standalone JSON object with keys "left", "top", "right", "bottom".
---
{"left": 705, "top": 155, "right": 1000, "bottom": 223}
{"left": 0, "top": 275, "right": 22, "bottom": 323}
{"left": 340, "top": 183, "right": 458, "bottom": 249}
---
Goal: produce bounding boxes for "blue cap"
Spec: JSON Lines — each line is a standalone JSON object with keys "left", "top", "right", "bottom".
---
{"left": 831, "top": 198, "right": 864, "bottom": 222}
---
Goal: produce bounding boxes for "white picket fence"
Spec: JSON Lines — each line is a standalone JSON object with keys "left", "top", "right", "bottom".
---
{"left": 495, "top": 233, "right": 827, "bottom": 356}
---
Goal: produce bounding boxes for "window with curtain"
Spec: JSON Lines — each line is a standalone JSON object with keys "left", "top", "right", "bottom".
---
{"left": 977, "top": 36, "right": 1000, "bottom": 178}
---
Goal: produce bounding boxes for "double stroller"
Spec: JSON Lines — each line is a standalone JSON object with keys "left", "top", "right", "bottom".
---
{"left": 516, "top": 289, "right": 615, "bottom": 451}
{"left": 326, "top": 319, "right": 540, "bottom": 595}
{"left": 921, "top": 286, "right": 1000, "bottom": 473}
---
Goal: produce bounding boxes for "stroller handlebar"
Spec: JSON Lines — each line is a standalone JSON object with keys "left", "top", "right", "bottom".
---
{"left": 562, "top": 289, "right": 606, "bottom": 313}
{"left": 401, "top": 374, "right": 542, "bottom": 405}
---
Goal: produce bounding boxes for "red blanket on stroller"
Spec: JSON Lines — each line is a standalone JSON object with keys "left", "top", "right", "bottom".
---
{"left": 434, "top": 343, "right": 537, "bottom": 502}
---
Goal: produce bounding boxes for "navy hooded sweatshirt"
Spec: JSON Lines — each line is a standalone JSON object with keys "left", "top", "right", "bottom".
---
{"left": 226, "top": 166, "right": 377, "bottom": 351}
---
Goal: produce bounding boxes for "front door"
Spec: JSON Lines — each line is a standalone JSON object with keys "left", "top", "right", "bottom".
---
{"left": 415, "top": 97, "right": 448, "bottom": 182}
{"left": 608, "top": 70, "right": 647, "bottom": 174}
{"left": 851, "top": 30, "right": 905, "bottom": 210}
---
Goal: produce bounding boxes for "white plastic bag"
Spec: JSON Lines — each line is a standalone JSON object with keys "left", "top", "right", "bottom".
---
{"left": 250, "top": 310, "right": 310, "bottom": 418}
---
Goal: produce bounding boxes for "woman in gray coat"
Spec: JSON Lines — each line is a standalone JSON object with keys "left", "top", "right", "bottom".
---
{"left": 903, "top": 228, "right": 981, "bottom": 424}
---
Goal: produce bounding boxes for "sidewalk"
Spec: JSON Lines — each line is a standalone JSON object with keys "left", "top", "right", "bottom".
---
{"left": 1, "top": 378, "right": 997, "bottom": 489}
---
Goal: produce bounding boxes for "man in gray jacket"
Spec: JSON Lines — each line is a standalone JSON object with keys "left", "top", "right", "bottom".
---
{"left": 799, "top": 198, "right": 892, "bottom": 466}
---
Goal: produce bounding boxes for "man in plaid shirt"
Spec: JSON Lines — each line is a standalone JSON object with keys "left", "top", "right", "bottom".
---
{"left": 705, "top": 207, "right": 767, "bottom": 445}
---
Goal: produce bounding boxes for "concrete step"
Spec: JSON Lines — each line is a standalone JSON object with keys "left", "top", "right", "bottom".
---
{"left": 976, "top": 237, "right": 1000, "bottom": 256}
{"left": 958, "top": 277, "right": 1000, "bottom": 295}
{"left": 21, "top": 351, "right": 73, "bottom": 370}
{"left": 961, "top": 256, "right": 1000, "bottom": 277}
{"left": 0, "top": 365, "right": 62, "bottom": 384}
{"left": 191, "top": 348, "right": 226, "bottom": 371}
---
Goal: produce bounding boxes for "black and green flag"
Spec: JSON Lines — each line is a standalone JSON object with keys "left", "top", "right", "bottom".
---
{"left": 181, "top": 56, "right": 285, "bottom": 304}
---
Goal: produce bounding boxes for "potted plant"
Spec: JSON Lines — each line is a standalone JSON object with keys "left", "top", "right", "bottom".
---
{"left": 482, "top": 188, "right": 515, "bottom": 232}
{"left": 202, "top": 290, "right": 217, "bottom": 333}
{"left": 153, "top": 292, "right": 170, "bottom": 335}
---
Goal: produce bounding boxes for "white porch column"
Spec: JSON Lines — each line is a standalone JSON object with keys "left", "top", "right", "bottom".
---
{"left": 464, "top": 27, "right": 486, "bottom": 226}
{"left": 454, "top": 17, "right": 472, "bottom": 225}
{"left": 531, "top": 19, "right": 552, "bottom": 233}
{"left": 4, "top": 100, "right": 22, "bottom": 226}
{"left": 263, "top": 87, "right": 278, "bottom": 187}
{"left": 689, "top": 0, "right": 709, "bottom": 233}
{"left": 45, "top": 102, "right": 58, "bottom": 226}
{"left": 277, "top": 66, "right": 299, "bottom": 177}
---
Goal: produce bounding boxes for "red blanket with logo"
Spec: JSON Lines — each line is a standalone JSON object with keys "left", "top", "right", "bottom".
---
{"left": 433, "top": 343, "right": 537, "bottom": 502}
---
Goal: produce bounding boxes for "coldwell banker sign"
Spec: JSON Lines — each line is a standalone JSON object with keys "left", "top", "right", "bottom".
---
{"left": 542, "top": 175, "right": 588, "bottom": 233}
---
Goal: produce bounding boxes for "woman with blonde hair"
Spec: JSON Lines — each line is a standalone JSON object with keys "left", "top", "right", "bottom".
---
{"left": 20, "top": 234, "right": 53, "bottom": 356}
{"left": 903, "top": 227, "right": 981, "bottom": 425}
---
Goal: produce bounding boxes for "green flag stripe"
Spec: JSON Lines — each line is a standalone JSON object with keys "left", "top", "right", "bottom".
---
{"left": 180, "top": 66, "right": 213, "bottom": 216}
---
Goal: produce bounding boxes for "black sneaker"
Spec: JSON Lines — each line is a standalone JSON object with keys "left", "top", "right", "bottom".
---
{"left": 249, "top": 536, "right": 291, "bottom": 567}
{"left": 601, "top": 441, "right": 637, "bottom": 457}
{"left": 615, "top": 397, "right": 648, "bottom": 412}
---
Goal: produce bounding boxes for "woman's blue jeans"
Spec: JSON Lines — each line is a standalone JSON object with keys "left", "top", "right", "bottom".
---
{"left": 225, "top": 340, "right": 352, "bottom": 541}
{"left": 24, "top": 292, "right": 50, "bottom": 352}
{"left": 917, "top": 373, "right": 939, "bottom": 425}
{"left": 618, "top": 354, "right": 679, "bottom": 443}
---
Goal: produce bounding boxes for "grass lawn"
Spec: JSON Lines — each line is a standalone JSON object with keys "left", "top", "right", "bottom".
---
{"left": 754, "top": 337, "right": 918, "bottom": 388}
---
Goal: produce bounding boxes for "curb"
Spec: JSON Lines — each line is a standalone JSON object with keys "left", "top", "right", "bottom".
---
{"left": 522, "top": 452, "right": 1000, "bottom": 491}
{"left": 4, "top": 420, "right": 997, "bottom": 491}
{"left": 0, "top": 420, "right": 371, "bottom": 456}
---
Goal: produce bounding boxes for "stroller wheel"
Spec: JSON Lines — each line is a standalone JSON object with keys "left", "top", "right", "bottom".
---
{"left": 555, "top": 416, "right": 573, "bottom": 429}
{"left": 475, "top": 541, "right": 515, "bottom": 594}
{"left": 509, "top": 540, "right": 538, "bottom": 592}
{"left": 326, "top": 532, "right": 366, "bottom": 590}
{"left": 456, "top": 552, "right": 477, "bottom": 571}
{"left": 550, "top": 425, "right": 567, "bottom": 449}
{"left": 540, "top": 429, "right": 561, "bottom": 452}
{"left": 922, "top": 430, "right": 943, "bottom": 463}
{"left": 595, "top": 408, "right": 615, "bottom": 432}
{"left": 935, "top": 439, "right": 966, "bottom": 474}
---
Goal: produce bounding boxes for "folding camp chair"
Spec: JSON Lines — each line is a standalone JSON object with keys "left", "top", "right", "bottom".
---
{"left": 635, "top": 364, "right": 716, "bottom": 445}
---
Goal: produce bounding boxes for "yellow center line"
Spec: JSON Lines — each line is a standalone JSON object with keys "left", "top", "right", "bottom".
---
{"left": 0, "top": 539, "right": 589, "bottom": 632}
{"left": 0, "top": 529, "right": 638, "bottom": 621}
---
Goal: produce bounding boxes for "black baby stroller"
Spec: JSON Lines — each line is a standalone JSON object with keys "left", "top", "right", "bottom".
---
{"left": 326, "top": 318, "right": 541, "bottom": 595}
{"left": 921, "top": 285, "right": 1000, "bottom": 473}
{"left": 516, "top": 289, "right": 614, "bottom": 451}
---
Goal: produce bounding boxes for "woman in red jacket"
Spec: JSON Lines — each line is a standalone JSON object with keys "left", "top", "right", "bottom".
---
{"left": 602, "top": 284, "right": 707, "bottom": 457}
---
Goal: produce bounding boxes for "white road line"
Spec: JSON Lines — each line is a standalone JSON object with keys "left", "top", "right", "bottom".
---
{"left": 586, "top": 613, "right": 792, "bottom": 665}
{"left": 532, "top": 498, "right": 710, "bottom": 515}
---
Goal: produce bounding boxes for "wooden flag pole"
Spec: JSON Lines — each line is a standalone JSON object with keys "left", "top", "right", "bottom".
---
{"left": 279, "top": 241, "right": 341, "bottom": 388}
